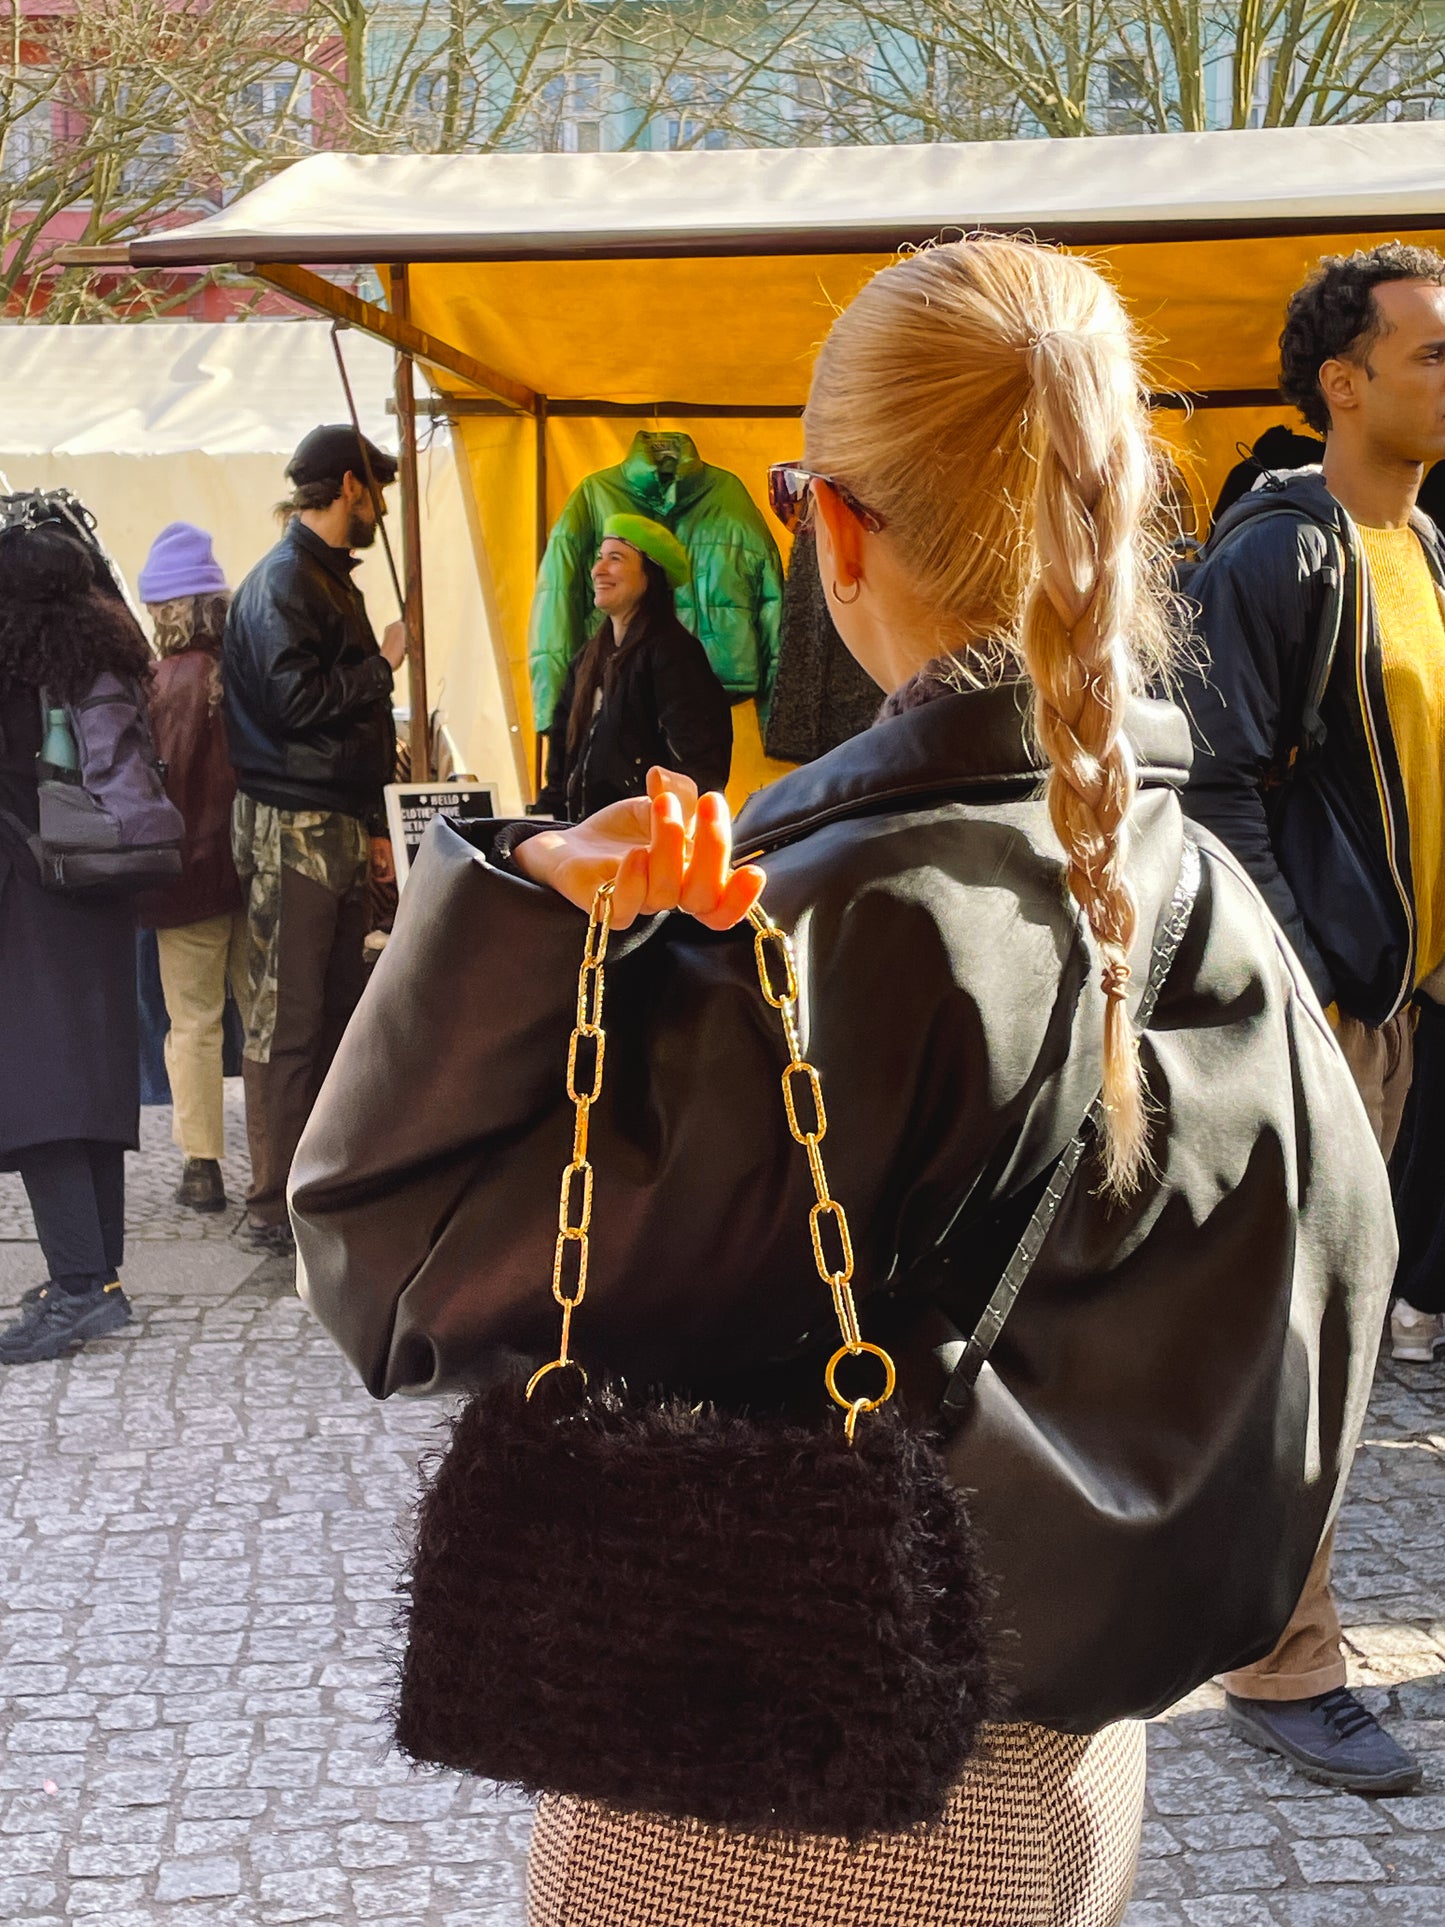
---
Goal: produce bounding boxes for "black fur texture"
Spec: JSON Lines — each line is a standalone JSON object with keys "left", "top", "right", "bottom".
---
{"left": 395, "top": 1377, "right": 993, "bottom": 1839}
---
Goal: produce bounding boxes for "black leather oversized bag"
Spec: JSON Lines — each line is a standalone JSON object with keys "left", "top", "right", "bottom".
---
{"left": 394, "top": 890, "right": 991, "bottom": 1839}
{"left": 292, "top": 690, "right": 1397, "bottom": 1748}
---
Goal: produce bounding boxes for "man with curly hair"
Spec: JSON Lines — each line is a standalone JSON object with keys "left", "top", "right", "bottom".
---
{"left": 1184, "top": 241, "right": 1445, "bottom": 1794}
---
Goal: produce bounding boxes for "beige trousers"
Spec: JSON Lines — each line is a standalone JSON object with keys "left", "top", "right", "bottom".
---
{"left": 155, "top": 911, "right": 251, "bottom": 1164}
{"left": 1222, "top": 1006, "right": 1412, "bottom": 1701}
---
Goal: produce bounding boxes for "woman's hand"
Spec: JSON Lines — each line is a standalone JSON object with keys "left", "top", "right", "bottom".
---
{"left": 515, "top": 767, "right": 765, "bottom": 931}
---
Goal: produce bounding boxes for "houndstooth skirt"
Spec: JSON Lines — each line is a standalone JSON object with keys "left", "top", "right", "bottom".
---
{"left": 527, "top": 1719, "right": 1146, "bottom": 1927}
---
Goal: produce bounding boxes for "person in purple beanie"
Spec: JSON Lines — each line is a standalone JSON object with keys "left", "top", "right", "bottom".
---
{"left": 134, "top": 523, "right": 250, "bottom": 1216}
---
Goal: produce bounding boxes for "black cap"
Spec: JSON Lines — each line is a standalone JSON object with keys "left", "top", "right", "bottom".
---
{"left": 286, "top": 424, "right": 398, "bottom": 489}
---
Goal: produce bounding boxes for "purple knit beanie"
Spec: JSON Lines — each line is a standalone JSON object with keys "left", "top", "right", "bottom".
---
{"left": 138, "top": 522, "right": 228, "bottom": 602}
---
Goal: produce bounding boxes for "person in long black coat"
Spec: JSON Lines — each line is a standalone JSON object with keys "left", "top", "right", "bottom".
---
{"left": 535, "top": 515, "right": 731, "bottom": 821}
{"left": 0, "top": 523, "right": 149, "bottom": 1364}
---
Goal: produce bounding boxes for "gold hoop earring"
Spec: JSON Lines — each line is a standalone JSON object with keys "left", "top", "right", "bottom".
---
{"left": 832, "top": 578, "right": 861, "bottom": 605}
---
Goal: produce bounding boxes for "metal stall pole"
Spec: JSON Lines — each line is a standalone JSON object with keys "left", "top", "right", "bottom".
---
{"left": 391, "top": 265, "right": 431, "bottom": 782}
{"left": 328, "top": 320, "right": 422, "bottom": 785}
{"left": 533, "top": 392, "right": 549, "bottom": 800}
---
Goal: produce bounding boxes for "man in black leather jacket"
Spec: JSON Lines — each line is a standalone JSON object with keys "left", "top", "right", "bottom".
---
{"left": 1183, "top": 244, "right": 1445, "bottom": 1796}
{"left": 223, "top": 425, "right": 405, "bottom": 1256}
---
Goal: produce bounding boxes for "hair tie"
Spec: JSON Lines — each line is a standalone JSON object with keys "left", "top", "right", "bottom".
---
{"left": 1028, "top": 327, "right": 1076, "bottom": 356}
{"left": 1100, "top": 959, "right": 1131, "bottom": 1000}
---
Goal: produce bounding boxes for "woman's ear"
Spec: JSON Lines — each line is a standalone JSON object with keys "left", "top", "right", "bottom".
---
{"left": 811, "top": 478, "right": 867, "bottom": 590}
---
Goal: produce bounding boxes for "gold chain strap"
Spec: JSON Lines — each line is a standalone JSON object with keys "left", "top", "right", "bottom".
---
{"left": 526, "top": 884, "right": 898, "bottom": 1443}
{"left": 523, "top": 880, "right": 615, "bottom": 1401}
{"left": 744, "top": 902, "right": 897, "bottom": 1441}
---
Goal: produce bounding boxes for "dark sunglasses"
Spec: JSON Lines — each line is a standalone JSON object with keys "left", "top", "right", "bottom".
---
{"left": 767, "top": 463, "right": 887, "bottom": 535}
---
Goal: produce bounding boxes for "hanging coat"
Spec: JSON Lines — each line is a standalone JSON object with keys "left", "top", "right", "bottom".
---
{"left": 528, "top": 433, "right": 784, "bottom": 729}
{"left": 764, "top": 526, "right": 883, "bottom": 763}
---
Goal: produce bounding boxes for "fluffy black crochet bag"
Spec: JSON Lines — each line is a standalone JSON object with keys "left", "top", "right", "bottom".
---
{"left": 395, "top": 889, "right": 991, "bottom": 1839}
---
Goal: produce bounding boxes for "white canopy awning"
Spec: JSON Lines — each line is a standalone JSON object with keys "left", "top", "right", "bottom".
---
{"left": 0, "top": 320, "right": 397, "bottom": 456}
{"left": 129, "top": 122, "right": 1445, "bottom": 268}
{"left": 0, "top": 322, "right": 521, "bottom": 801}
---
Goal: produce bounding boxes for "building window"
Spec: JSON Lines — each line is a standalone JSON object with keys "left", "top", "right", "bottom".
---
{"left": 657, "top": 69, "right": 729, "bottom": 150}
{"left": 1243, "top": 51, "right": 1287, "bottom": 128}
{"left": 539, "top": 67, "right": 607, "bottom": 152}
{"left": 237, "top": 72, "right": 310, "bottom": 148}
{"left": 0, "top": 79, "right": 54, "bottom": 186}
{"left": 571, "top": 69, "right": 603, "bottom": 150}
{"left": 411, "top": 73, "right": 447, "bottom": 119}
{"left": 1380, "top": 49, "right": 1443, "bottom": 122}
{"left": 121, "top": 126, "right": 181, "bottom": 195}
{"left": 1103, "top": 56, "right": 1148, "bottom": 132}
{"left": 404, "top": 69, "right": 478, "bottom": 142}
{"left": 791, "top": 62, "right": 864, "bottom": 141}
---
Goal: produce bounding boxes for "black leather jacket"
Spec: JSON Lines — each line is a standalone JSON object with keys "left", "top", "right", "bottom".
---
{"left": 292, "top": 681, "right": 1392, "bottom": 1731}
{"left": 222, "top": 520, "right": 395, "bottom": 827}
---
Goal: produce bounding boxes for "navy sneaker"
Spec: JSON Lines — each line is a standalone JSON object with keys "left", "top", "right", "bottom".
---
{"left": 1226, "top": 1688, "right": 1422, "bottom": 1794}
{"left": 0, "top": 1280, "right": 132, "bottom": 1365}
{"left": 236, "top": 1217, "right": 295, "bottom": 1258}
{"left": 18, "top": 1280, "right": 52, "bottom": 1310}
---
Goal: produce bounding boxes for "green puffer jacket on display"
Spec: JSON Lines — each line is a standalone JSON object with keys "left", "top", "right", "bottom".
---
{"left": 528, "top": 432, "right": 784, "bottom": 729}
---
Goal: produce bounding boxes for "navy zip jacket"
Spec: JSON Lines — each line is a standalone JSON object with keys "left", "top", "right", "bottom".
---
{"left": 1180, "top": 470, "right": 1445, "bottom": 1025}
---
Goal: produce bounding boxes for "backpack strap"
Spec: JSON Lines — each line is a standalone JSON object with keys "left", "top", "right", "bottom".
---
{"left": 1292, "top": 524, "right": 1345, "bottom": 767}
{"left": 939, "top": 835, "right": 1202, "bottom": 1422}
{"left": 1193, "top": 505, "right": 1346, "bottom": 773}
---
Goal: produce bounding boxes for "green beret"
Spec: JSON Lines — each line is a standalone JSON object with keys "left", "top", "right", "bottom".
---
{"left": 602, "top": 513, "right": 691, "bottom": 589}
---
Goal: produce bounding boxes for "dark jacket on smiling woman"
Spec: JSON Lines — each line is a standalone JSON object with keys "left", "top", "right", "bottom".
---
{"left": 535, "top": 570, "right": 732, "bottom": 821}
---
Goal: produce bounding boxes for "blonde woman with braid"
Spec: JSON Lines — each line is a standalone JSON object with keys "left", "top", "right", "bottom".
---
{"left": 293, "top": 238, "right": 1393, "bottom": 1924}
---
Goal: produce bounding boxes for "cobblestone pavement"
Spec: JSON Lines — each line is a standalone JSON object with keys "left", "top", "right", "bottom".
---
{"left": 1, "top": 1088, "right": 1441, "bottom": 1925}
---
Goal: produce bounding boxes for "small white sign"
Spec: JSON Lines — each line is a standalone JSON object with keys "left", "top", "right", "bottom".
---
{"left": 385, "top": 781, "right": 501, "bottom": 886}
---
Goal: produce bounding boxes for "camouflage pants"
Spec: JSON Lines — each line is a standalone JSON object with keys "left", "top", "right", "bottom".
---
{"left": 231, "top": 796, "right": 370, "bottom": 1224}
{"left": 231, "top": 796, "right": 369, "bottom": 1064}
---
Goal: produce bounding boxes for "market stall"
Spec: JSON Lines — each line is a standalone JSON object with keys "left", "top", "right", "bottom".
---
{"left": 69, "top": 119, "right": 1445, "bottom": 796}
{"left": 0, "top": 320, "right": 523, "bottom": 807}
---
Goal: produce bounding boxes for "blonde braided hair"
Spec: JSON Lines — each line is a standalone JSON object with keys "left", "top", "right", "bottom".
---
{"left": 803, "top": 238, "right": 1175, "bottom": 1193}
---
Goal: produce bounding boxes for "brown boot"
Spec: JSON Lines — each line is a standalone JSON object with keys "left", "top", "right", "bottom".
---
{"left": 175, "top": 1158, "right": 226, "bottom": 1214}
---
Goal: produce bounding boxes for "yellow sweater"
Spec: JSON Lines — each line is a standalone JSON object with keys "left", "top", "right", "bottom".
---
{"left": 1357, "top": 522, "right": 1445, "bottom": 985}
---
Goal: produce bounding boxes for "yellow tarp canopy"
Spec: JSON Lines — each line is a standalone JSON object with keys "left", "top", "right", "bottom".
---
{"left": 412, "top": 226, "right": 1445, "bottom": 794}
{"left": 127, "top": 125, "right": 1445, "bottom": 799}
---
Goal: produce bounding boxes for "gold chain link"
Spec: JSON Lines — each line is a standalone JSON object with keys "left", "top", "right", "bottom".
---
{"left": 525, "top": 880, "right": 614, "bottom": 1400}
{"left": 527, "top": 882, "right": 897, "bottom": 1440}
{"left": 746, "top": 903, "right": 896, "bottom": 1441}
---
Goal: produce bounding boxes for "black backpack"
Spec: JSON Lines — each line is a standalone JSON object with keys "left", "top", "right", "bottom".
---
{"left": 1175, "top": 483, "right": 1346, "bottom": 776}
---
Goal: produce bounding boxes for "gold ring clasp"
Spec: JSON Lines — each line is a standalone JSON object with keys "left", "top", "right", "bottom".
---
{"left": 525, "top": 1356, "right": 589, "bottom": 1401}
{"left": 823, "top": 1340, "right": 897, "bottom": 1439}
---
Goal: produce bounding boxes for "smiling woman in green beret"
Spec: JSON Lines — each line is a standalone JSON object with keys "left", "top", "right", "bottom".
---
{"left": 533, "top": 512, "right": 732, "bottom": 822}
